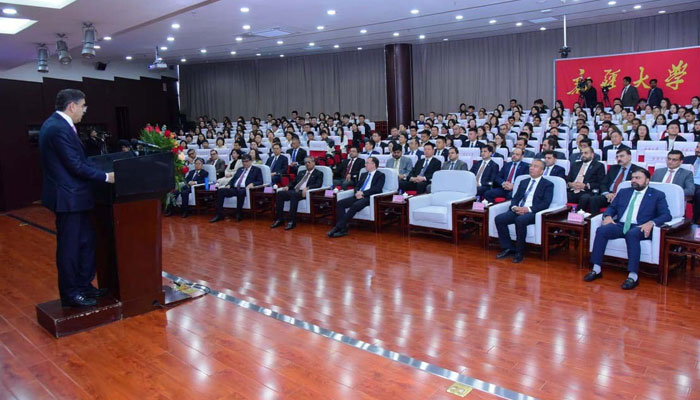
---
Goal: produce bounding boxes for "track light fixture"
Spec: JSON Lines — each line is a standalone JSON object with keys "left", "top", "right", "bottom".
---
{"left": 37, "top": 44, "right": 49, "bottom": 73}
{"left": 56, "top": 34, "right": 71, "bottom": 65}
{"left": 81, "top": 22, "right": 96, "bottom": 58}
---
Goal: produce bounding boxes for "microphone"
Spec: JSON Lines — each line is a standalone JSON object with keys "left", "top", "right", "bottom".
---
{"left": 130, "top": 139, "right": 161, "bottom": 149}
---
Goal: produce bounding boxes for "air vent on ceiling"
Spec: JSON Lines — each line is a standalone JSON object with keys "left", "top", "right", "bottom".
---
{"left": 251, "top": 28, "right": 293, "bottom": 37}
{"left": 528, "top": 17, "right": 558, "bottom": 23}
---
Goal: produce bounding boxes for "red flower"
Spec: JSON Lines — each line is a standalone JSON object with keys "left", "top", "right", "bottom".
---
{"left": 155, "top": 126, "right": 161, "bottom": 133}
{"left": 145, "top": 126, "right": 153, "bottom": 132}
{"left": 171, "top": 146, "right": 179, "bottom": 154}
{"left": 165, "top": 129, "right": 171, "bottom": 136}
{"left": 182, "top": 166, "right": 189, "bottom": 174}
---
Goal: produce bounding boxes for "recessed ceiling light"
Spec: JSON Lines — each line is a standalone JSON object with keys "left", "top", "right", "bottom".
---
{"left": 103, "top": 36, "right": 112, "bottom": 40}
{"left": 94, "top": 45, "right": 101, "bottom": 49}
{"left": 180, "top": 58, "right": 186, "bottom": 62}
{"left": 410, "top": 9, "right": 419, "bottom": 14}
{"left": 633, "top": 4, "right": 641, "bottom": 9}
{"left": 0, "top": 0, "right": 76, "bottom": 9}
{"left": 240, "top": 7, "right": 249, "bottom": 12}
{"left": 277, "top": 40, "right": 284, "bottom": 45}
{"left": 200, "top": 48, "right": 207, "bottom": 53}
{"left": 607, "top": 1, "right": 616, "bottom": 5}
{"left": 230, "top": 51, "right": 236, "bottom": 55}
{"left": 516, "top": 22, "right": 523, "bottom": 26}
{"left": 256, "top": 53, "right": 261, "bottom": 56}
{"left": 242, "top": 24, "right": 250, "bottom": 30}
{"left": 327, "top": 9, "right": 336, "bottom": 15}
{"left": 443, "top": 38, "right": 448, "bottom": 41}
{"left": 160, "top": 46, "right": 167, "bottom": 50}
{"left": 419, "top": 34, "right": 425, "bottom": 39}
{"left": 455, "top": 15, "right": 463, "bottom": 20}
{"left": 357, "top": 47, "right": 362, "bottom": 50}
{"left": 316, "top": 25, "right": 324, "bottom": 30}
{"left": 171, "top": 23, "right": 180, "bottom": 29}
{"left": 125, "top": 56, "right": 132, "bottom": 60}
{"left": 235, "top": 36, "right": 243, "bottom": 42}
{"left": 393, "top": 32, "right": 400, "bottom": 37}
{"left": 2, "top": 8, "right": 17, "bottom": 15}
{"left": 167, "top": 36, "right": 174, "bottom": 42}
{"left": 489, "top": 19, "right": 497, "bottom": 24}
{"left": 0, "top": 17, "right": 36, "bottom": 34}
{"left": 539, "top": 26, "right": 547, "bottom": 31}
{"left": 658, "top": 10, "right": 666, "bottom": 13}
{"left": 333, "top": 44, "right": 339, "bottom": 48}
{"left": 360, "top": 29, "right": 367, "bottom": 34}
{"left": 280, "top": 54, "right": 285, "bottom": 57}
{"left": 309, "top": 42, "right": 315, "bottom": 46}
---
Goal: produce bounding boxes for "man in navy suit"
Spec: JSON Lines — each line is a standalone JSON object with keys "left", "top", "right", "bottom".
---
{"left": 210, "top": 155, "right": 263, "bottom": 223}
{"left": 683, "top": 142, "right": 700, "bottom": 222}
{"left": 495, "top": 159, "right": 554, "bottom": 263}
{"left": 470, "top": 145, "right": 500, "bottom": 197}
{"left": 585, "top": 169, "right": 672, "bottom": 289}
{"left": 484, "top": 148, "right": 529, "bottom": 202}
{"left": 271, "top": 156, "right": 325, "bottom": 230}
{"left": 541, "top": 151, "right": 567, "bottom": 180}
{"left": 172, "top": 158, "right": 208, "bottom": 218}
{"left": 646, "top": 79, "right": 663, "bottom": 108}
{"left": 39, "top": 89, "right": 115, "bottom": 307}
{"left": 266, "top": 143, "right": 288, "bottom": 185}
{"left": 399, "top": 142, "right": 441, "bottom": 194}
{"left": 286, "top": 137, "right": 307, "bottom": 174}
{"left": 328, "top": 157, "right": 386, "bottom": 238}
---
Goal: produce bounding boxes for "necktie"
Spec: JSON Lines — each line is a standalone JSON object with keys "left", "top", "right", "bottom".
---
{"left": 419, "top": 159, "right": 430, "bottom": 176}
{"left": 292, "top": 149, "right": 297, "bottom": 162}
{"left": 623, "top": 191, "right": 640, "bottom": 234}
{"left": 236, "top": 168, "right": 248, "bottom": 187}
{"left": 450, "top": 161, "right": 455, "bottom": 170}
{"left": 345, "top": 158, "right": 355, "bottom": 176}
{"left": 612, "top": 167, "right": 626, "bottom": 193}
{"left": 270, "top": 156, "right": 277, "bottom": 170}
{"left": 295, "top": 171, "right": 311, "bottom": 191}
{"left": 476, "top": 161, "right": 486, "bottom": 184}
{"left": 519, "top": 179, "right": 536, "bottom": 207}
{"left": 360, "top": 173, "right": 372, "bottom": 191}
{"left": 573, "top": 163, "right": 589, "bottom": 193}
{"left": 506, "top": 162, "right": 517, "bottom": 183}
{"left": 665, "top": 169, "right": 675, "bottom": 183}
{"left": 544, "top": 166, "right": 550, "bottom": 176}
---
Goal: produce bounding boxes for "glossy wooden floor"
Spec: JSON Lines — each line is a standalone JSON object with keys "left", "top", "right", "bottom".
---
{"left": 2, "top": 206, "right": 700, "bottom": 399}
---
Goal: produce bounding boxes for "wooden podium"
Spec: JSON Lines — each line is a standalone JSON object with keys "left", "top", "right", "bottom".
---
{"left": 36, "top": 151, "right": 176, "bottom": 337}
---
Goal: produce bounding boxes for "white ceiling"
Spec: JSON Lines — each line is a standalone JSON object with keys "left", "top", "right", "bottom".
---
{"left": 1, "top": 0, "right": 699, "bottom": 70}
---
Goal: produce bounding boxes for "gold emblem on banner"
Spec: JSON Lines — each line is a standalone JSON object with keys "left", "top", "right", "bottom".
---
{"left": 446, "top": 383, "right": 473, "bottom": 397}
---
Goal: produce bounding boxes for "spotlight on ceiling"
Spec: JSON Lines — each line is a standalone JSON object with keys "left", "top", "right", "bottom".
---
{"left": 36, "top": 44, "right": 49, "bottom": 73}
{"left": 56, "top": 34, "right": 71, "bottom": 65}
{"left": 81, "top": 22, "right": 96, "bottom": 58}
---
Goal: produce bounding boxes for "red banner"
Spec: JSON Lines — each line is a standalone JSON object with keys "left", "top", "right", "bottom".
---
{"left": 555, "top": 46, "right": 700, "bottom": 108}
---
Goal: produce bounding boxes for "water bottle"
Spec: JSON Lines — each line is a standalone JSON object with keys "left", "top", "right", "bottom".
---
{"left": 204, "top": 177, "right": 210, "bottom": 190}
{"left": 571, "top": 204, "right": 577, "bottom": 213}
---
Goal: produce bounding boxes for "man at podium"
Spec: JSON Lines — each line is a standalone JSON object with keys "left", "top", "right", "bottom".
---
{"left": 39, "top": 89, "right": 115, "bottom": 307}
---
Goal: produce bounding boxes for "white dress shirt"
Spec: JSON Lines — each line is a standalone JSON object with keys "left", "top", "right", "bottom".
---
{"left": 56, "top": 111, "right": 110, "bottom": 183}
{"left": 662, "top": 168, "right": 677, "bottom": 184}
{"left": 620, "top": 187, "right": 648, "bottom": 224}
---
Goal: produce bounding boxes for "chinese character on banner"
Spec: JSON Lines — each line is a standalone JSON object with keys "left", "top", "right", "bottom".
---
{"left": 601, "top": 68, "right": 621, "bottom": 89}
{"left": 665, "top": 60, "right": 688, "bottom": 90}
{"left": 567, "top": 69, "right": 586, "bottom": 95}
{"left": 633, "top": 66, "right": 650, "bottom": 89}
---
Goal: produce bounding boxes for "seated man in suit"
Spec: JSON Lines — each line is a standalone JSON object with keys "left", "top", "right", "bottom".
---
{"left": 471, "top": 145, "right": 499, "bottom": 197}
{"left": 652, "top": 150, "right": 694, "bottom": 197}
{"left": 327, "top": 157, "right": 386, "bottom": 238}
{"left": 265, "top": 143, "right": 289, "bottom": 185}
{"left": 663, "top": 120, "right": 686, "bottom": 149}
{"left": 271, "top": 156, "right": 324, "bottom": 230}
{"left": 585, "top": 169, "right": 672, "bottom": 289}
{"left": 442, "top": 146, "right": 469, "bottom": 171}
{"left": 462, "top": 128, "right": 484, "bottom": 149}
{"left": 601, "top": 130, "right": 630, "bottom": 161}
{"left": 495, "top": 159, "right": 554, "bottom": 263}
{"left": 172, "top": 158, "right": 208, "bottom": 218}
{"left": 535, "top": 136, "right": 567, "bottom": 160}
{"left": 515, "top": 137, "right": 536, "bottom": 158}
{"left": 484, "top": 148, "right": 529, "bottom": 202}
{"left": 210, "top": 155, "right": 263, "bottom": 223}
{"left": 399, "top": 142, "right": 441, "bottom": 194}
{"left": 361, "top": 140, "right": 381, "bottom": 155}
{"left": 579, "top": 148, "right": 640, "bottom": 214}
{"left": 405, "top": 138, "right": 424, "bottom": 158}
{"left": 570, "top": 138, "right": 601, "bottom": 162}
{"left": 333, "top": 146, "right": 364, "bottom": 190}
{"left": 541, "top": 150, "right": 567, "bottom": 179}
{"left": 386, "top": 146, "right": 413, "bottom": 181}
{"left": 683, "top": 142, "right": 700, "bottom": 222}
{"left": 286, "top": 137, "right": 307, "bottom": 174}
{"left": 435, "top": 137, "right": 449, "bottom": 160}
{"left": 207, "top": 149, "right": 227, "bottom": 179}
{"left": 566, "top": 146, "right": 606, "bottom": 205}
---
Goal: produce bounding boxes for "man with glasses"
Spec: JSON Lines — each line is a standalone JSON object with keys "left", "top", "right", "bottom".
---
{"left": 579, "top": 148, "right": 640, "bottom": 214}
{"left": 210, "top": 155, "right": 263, "bottom": 223}
{"left": 652, "top": 150, "right": 694, "bottom": 197}
{"left": 683, "top": 143, "right": 700, "bottom": 222}
{"left": 271, "top": 157, "right": 324, "bottom": 230}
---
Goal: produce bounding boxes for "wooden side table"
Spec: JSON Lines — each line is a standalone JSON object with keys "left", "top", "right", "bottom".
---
{"left": 452, "top": 200, "right": 490, "bottom": 247}
{"left": 310, "top": 190, "right": 337, "bottom": 225}
{"left": 543, "top": 217, "right": 590, "bottom": 268}
{"left": 194, "top": 186, "right": 217, "bottom": 214}
{"left": 375, "top": 195, "right": 409, "bottom": 234}
{"left": 662, "top": 224, "right": 698, "bottom": 285}
{"left": 251, "top": 188, "right": 276, "bottom": 218}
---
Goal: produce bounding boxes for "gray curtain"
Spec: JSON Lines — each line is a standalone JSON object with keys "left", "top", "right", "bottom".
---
{"left": 412, "top": 10, "right": 700, "bottom": 115}
{"left": 180, "top": 48, "right": 387, "bottom": 120}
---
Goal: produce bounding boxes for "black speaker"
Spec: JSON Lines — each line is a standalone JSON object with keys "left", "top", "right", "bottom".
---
{"left": 95, "top": 62, "right": 107, "bottom": 71}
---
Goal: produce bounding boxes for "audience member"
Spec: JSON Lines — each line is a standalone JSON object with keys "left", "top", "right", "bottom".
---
{"left": 271, "top": 157, "right": 324, "bottom": 230}
{"left": 485, "top": 148, "right": 529, "bottom": 202}
{"left": 210, "top": 154, "right": 263, "bottom": 223}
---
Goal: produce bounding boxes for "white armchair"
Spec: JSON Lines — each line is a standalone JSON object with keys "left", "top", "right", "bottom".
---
{"left": 409, "top": 170, "right": 477, "bottom": 234}
{"left": 488, "top": 175, "right": 568, "bottom": 256}
{"left": 283, "top": 166, "right": 333, "bottom": 221}
{"left": 336, "top": 168, "right": 399, "bottom": 223}
{"left": 588, "top": 182, "right": 686, "bottom": 284}
{"left": 176, "top": 164, "right": 217, "bottom": 209}
{"left": 222, "top": 165, "right": 271, "bottom": 213}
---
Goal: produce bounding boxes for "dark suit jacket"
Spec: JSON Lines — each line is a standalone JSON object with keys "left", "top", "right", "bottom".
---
{"left": 620, "top": 85, "right": 640, "bottom": 108}
{"left": 601, "top": 143, "right": 631, "bottom": 161}
{"left": 494, "top": 161, "right": 529, "bottom": 186}
{"left": 462, "top": 140, "right": 485, "bottom": 149}
{"left": 228, "top": 165, "right": 263, "bottom": 188}
{"left": 684, "top": 155, "right": 699, "bottom": 165}
{"left": 39, "top": 112, "right": 106, "bottom": 212}
{"left": 663, "top": 135, "right": 687, "bottom": 144}
{"left": 583, "top": 86, "right": 598, "bottom": 109}
{"left": 287, "top": 168, "right": 324, "bottom": 191}
{"left": 407, "top": 157, "right": 442, "bottom": 182}
{"left": 436, "top": 148, "right": 449, "bottom": 160}
{"left": 604, "top": 187, "right": 671, "bottom": 226}
{"left": 286, "top": 147, "right": 307, "bottom": 165}
{"left": 535, "top": 151, "right": 567, "bottom": 160}
{"left": 406, "top": 149, "right": 424, "bottom": 158}
{"left": 266, "top": 154, "right": 289, "bottom": 175}
{"left": 647, "top": 87, "right": 663, "bottom": 108}
{"left": 543, "top": 164, "right": 567, "bottom": 180}
{"left": 566, "top": 160, "right": 605, "bottom": 192}
{"left": 355, "top": 170, "right": 386, "bottom": 197}
{"left": 511, "top": 177, "right": 554, "bottom": 213}
{"left": 184, "top": 169, "right": 209, "bottom": 185}
{"left": 336, "top": 157, "right": 365, "bottom": 181}
{"left": 599, "top": 163, "right": 641, "bottom": 194}
{"left": 470, "top": 159, "right": 500, "bottom": 187}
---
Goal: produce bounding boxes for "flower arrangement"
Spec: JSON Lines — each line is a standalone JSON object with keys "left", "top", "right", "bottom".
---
{"left": 139, "top": 125, "right": 187, "bottom": 187}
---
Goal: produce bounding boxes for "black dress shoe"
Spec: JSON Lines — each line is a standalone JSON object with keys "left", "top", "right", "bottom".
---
{"left": 209, "top": 215, "right": 224, "bottom": 223}
{"left": 512, "top": 254, "right": 524, "bottom": 263}
{"left": 327, "top": 226, "right": 339, "bottom": 237}
{"left": 332, "top": 229, "right": 348, "bottom": 238}
{"left": 61, "top": 294, "right": 97, "bottom": 307}
{"left": 496, "top": 249, "right": 514, "bottom": 259}
{"left": 285, "top": 222, "right": 296, "bottom": 230}
{"left": 621, "top": 277, "right": 639, "bottom": 290}
{"left": 82, "top": 286, "right": 109, "bottom": 298}
{"left": 583, "top": 270, "right": 603, "bottom": 282}
{"left": 271, "top": 220, "right": 284, "bottom": 228}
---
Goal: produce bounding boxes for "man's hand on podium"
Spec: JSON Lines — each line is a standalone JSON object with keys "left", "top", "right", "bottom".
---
{"left": 107, "top": 172, "right": 115, "bottom": 183}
